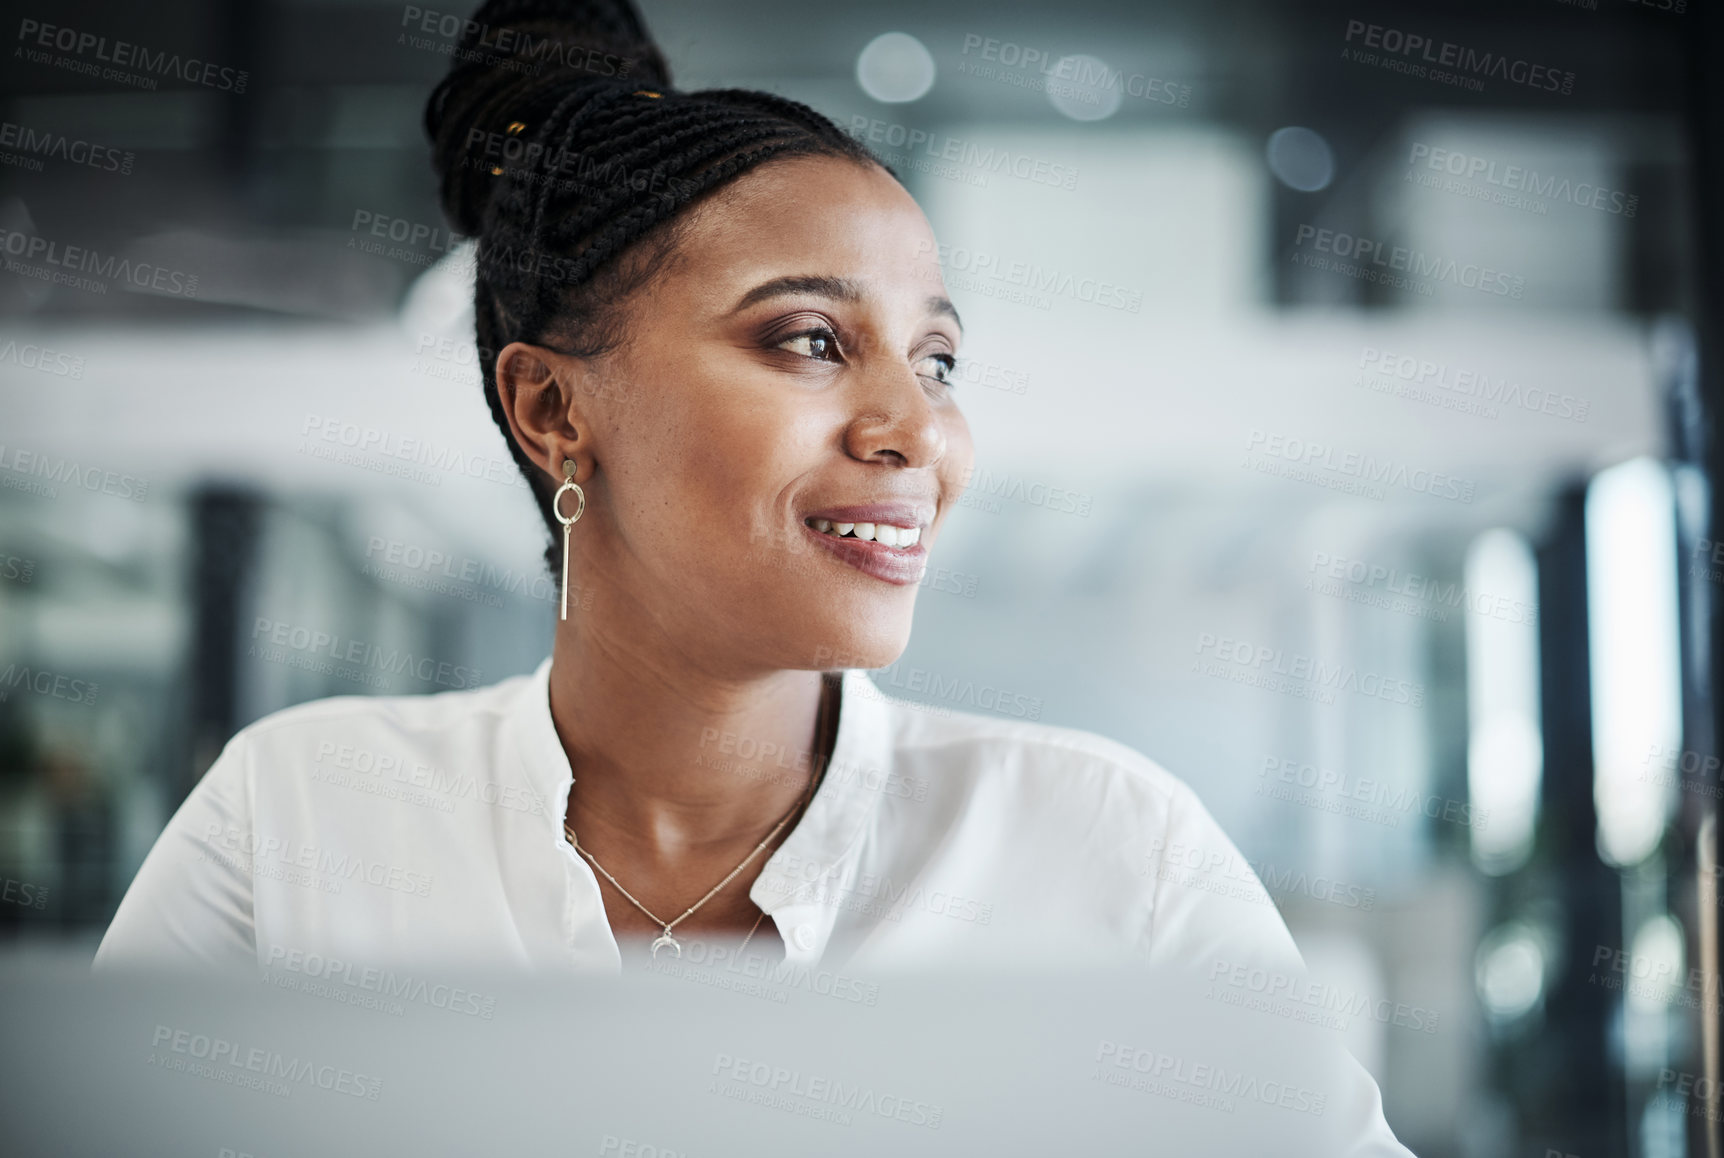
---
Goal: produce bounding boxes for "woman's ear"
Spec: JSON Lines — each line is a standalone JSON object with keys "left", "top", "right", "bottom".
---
{"left": 494, "top": 341, "right": 591, "bottom": 483}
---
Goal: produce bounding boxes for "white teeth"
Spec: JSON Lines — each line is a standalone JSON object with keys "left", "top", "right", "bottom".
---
{"left": 808, "top": 518, "right": 922, "bottom": 548}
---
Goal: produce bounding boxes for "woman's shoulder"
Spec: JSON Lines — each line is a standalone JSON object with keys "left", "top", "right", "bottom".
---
{"left": 848, "top": 681, "right": 1276, "bottom": 961}
{"left": 193, "top": 665, "right": 556, "bottom": 822}
{"left": 218, "top": 666, "right": 546, "bottom": 780}
{"left": 860, "top": 676, "right": 1200, "bottom": 821}
{"left": 237, "top": 667, "right": 538, "bottom": 741}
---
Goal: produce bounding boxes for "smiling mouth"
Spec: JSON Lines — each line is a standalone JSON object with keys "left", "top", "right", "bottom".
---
{"left": 803, "top": 517, "right": 922, "bottom": 549}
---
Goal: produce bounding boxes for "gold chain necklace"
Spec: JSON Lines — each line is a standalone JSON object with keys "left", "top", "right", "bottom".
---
{"left": 563, "top": 676, "right": 835, "bottom": 960}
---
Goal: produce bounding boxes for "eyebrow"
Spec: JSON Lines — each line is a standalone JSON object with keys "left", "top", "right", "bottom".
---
{"left": 731, "top": 274, "right": 964, "bottom": 335}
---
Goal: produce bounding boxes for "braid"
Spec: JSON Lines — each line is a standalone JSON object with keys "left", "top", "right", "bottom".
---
{"left": 423, "top": 0, "right": 885, "bottom": 577}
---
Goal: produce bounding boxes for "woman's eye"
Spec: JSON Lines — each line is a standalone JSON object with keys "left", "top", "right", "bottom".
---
{"left": 919, "top": 353, "right": 958, "bottom": 385}
{"left": 779, "top": 328, "right": 842, "bottom": 362}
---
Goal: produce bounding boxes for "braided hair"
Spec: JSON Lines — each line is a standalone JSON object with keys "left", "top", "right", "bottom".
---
{"left": 422, "top": 0, "right": 887, "bottom": 575}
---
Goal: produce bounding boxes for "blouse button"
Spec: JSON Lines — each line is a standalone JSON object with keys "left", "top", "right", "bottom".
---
{"left": 792, "top": 925, "right": 816, "bottom": 951}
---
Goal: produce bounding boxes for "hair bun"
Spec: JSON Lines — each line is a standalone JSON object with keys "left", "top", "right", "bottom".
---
{"left": 423, "top": 0, "right": 674, "bottom": 237}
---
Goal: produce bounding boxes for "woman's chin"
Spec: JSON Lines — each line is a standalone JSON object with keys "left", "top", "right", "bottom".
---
{"left": 790, "top": 619, "right": 912, "bottom": 672}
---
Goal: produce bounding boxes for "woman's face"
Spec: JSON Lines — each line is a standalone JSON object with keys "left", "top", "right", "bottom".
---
{"left": 519, "top": 154, "right": 973, "bottom": 676}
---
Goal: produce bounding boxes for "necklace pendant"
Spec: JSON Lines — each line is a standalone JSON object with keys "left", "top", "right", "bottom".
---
{"left": 650, "top": 931, "right": 682, "bottom": 959}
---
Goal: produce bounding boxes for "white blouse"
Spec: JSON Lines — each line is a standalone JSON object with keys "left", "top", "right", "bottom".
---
{"left": 94, "top": 656, "right": 1414, "bottom": 1154}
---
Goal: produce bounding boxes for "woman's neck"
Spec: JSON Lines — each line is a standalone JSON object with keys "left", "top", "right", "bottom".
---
{"left": 546, "top": 622, "right": 833, "bottom": 858}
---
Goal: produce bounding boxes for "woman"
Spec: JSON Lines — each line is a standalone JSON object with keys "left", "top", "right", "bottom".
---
{"left": 95, "top": 1, "right": 1411, "bottom": 1150}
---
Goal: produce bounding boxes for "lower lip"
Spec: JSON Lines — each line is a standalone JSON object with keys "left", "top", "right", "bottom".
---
{"left": 799, "top": 522, "right": 927, "bottom": 585}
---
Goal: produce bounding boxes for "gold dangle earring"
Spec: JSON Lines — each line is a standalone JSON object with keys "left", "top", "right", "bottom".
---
{"left": 553, "top": 457, "right": 586, "bottom": 620}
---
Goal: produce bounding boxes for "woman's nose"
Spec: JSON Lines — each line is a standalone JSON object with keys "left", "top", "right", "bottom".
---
{"left": 841, "top": 359, "right": 948, "bottom": 469}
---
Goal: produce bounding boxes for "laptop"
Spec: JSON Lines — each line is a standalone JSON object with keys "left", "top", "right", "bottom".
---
{"left": 0, "top": 944, "right": 1411, "bottom": 1156}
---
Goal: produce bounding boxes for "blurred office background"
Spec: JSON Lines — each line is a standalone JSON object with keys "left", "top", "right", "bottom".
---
{"left": 0, "top": 0, "right": 1717, "bottom": 1154}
